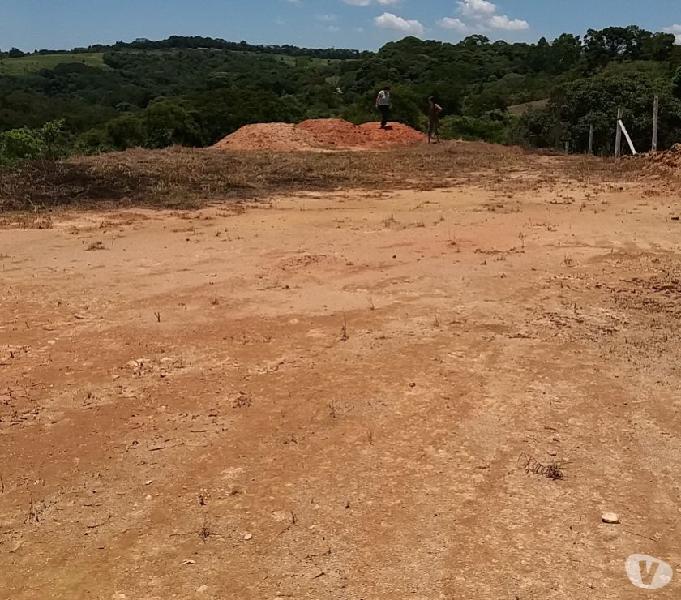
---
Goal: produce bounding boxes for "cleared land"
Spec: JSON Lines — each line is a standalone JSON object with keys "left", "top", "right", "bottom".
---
{"left": 0, "top": 53, "right": 106, "bottom": 75}
{"left": 1, "top": 142, "right": 681, "bottom": 599}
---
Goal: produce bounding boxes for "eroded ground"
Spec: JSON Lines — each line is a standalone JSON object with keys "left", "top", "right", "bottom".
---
{"left": 2, "top": 162, "right": 681, "bottom": 599}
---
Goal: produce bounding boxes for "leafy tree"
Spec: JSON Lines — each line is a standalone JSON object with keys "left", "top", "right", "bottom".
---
{"left": 672, "top": 67, "right": 681, "bottom": 100}
{"left": 0, "top": 119, "right": 68, "bottom": 164}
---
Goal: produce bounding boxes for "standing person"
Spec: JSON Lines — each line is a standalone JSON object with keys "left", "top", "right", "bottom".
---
{"left": 428, "top": 96, "right": 443, "bottom": 144}
{"left": 375, "top": 86, "right": 391, "bottom": 129}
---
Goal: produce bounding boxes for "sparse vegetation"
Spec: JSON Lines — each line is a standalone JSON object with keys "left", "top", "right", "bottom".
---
{"left": 0, "top": 142, "right": 644, "bottom": 212}
{"left": 520, "top": 453, "right": 566, "bottom": 481}
{"left": 340, "top": 316, "right": 349, "bottom": 342}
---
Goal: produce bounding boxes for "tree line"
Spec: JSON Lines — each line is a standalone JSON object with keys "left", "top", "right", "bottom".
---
{"left": 1, "top": 28, "right": 681, "bottom": 163}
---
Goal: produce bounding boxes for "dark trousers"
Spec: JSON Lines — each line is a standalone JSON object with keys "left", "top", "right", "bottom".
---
{"left": 378, "top": 105, "right": 390, "bottom": 128}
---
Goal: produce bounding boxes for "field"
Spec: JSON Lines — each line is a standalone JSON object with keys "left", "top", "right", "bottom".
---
{"left": 0, "top": 52, "right": 105, "bottom": 75}
{"left": 2, "top": 142, "right": 681, "bottom": 599}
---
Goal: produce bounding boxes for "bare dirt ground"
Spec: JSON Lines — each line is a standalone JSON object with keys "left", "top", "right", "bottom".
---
{"left": 2, "top": 148, "right": 681, "bottom": 599}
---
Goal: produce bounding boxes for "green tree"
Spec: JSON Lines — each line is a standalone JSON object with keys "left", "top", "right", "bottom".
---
{"left": 0, "top": 119, "right": 68, "bottom": 164}
{"left": 672, "top": 67, "right": 681, "bottom": 100}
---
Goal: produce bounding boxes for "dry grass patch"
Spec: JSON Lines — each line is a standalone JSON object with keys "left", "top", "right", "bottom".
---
{"left": 0, "top": 142, "right": 651, "bottom": 212}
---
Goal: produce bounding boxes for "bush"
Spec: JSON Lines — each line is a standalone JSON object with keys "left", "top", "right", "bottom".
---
{"left": 439, "top": 113, "right": 512, "bottom": 144}
{"left": 0, "top": 119, "right": 69, "bottom": 165}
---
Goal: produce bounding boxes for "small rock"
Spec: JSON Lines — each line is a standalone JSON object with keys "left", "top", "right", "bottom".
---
{"left": 196, "top": 585, "right": 209, "bottom": 594}
{"left": 602, "top": 512, "right": 620, "bottom": 524}
{"left": 9, "top": 540, "right": 24, "bottom": 553}
{"left": 243, "top": 533, "right": 253, "bottom": 540}
{"left": 181, "top": 559, "right": 196, "bottom": 565}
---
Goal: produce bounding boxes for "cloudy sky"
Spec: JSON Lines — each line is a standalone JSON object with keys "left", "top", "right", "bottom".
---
{"left": 2, "top": 0, "right": 681, "bottom": 51}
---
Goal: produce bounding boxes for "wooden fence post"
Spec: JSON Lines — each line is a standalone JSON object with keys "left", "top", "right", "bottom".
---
{"left": 588, "top": 124, "right": 594, "bottom": 155}
{"left": 652, "top": 95, "right": 659, "bottom": 152}
{"left": 615, "top": 108, "right": 623, "bottom": 158}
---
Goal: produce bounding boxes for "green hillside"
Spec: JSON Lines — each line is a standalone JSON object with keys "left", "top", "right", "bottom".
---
{"left": 2, "top": 28, "right": 681, "bottom": 162}
{"left": 0, "top": 52, "right": 105, "bottom": 75}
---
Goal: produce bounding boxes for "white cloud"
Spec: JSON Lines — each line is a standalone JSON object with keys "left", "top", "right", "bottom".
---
{"left": 317, "top": 13, "right": 338, "bottom": 22}
{"left": 488, "top": 14, "right": 529, "bottom": 31}
{"left": 437, "top": 17, "right": 470, "bottom": 34}
{"left": 438, "top": 0, "right": 529, "bottom": 35}
{"left": 459, "top": 0, "right": 496, "bottom": 18}
{"left": 664, "top": 24, "right": 681, "bottom": 44}
{"left": 374, "top": 12, "right": 424, "bottom": 36}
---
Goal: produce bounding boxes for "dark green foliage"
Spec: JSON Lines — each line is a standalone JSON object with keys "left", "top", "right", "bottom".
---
{"left": 0, "top": 119, "right": 69, "bottom": 164}
{"left": 440, "top": 113, "right": 512, "bottom": 144}
{"left": 524, "top": 73, "right": 681, "bottom": 153}
{"left": 672, "top": 67, "right": 681, "bottom": 100}
{"left": 1, "top": 28, "right": 681, "bottom": 158}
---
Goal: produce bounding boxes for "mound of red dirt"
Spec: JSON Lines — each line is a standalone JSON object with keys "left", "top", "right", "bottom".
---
{"left": 358, "top": 122, "right": 425, "bottom": 148}
{"left": 211, "top": 123, "right": 318, "bottom": 151}
{"left": 297, "top": 118, "right": 369, "bottom": 148}
{"left": 212, "top": 118, "right": 425, "bottom": 152}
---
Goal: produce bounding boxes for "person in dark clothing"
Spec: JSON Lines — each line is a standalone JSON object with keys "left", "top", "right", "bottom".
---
{"left": 428, "top": 96, "right": 443, "bottom": 144}
{"left": 375, "top": 86, "right": 392, "bottom": 129}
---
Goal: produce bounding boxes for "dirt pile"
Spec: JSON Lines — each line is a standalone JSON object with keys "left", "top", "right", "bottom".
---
{"left": 212, "top": 118, "right": 425, "bottom": 152}
{"left": 211, "top": 123, "right": 319, "bottom": 151}
{"left": 297, "top": 118, "right": 369, "bottom": 148}
{"left": 638, "top": 144, "right": 681, "bottom": 178}
{"left": 358, "top": 122, "right": 426, "bottom": 147}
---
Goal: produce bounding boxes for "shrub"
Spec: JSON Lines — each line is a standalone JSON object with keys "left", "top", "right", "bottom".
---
{"left": 0, "top": 119, "right": 69, "bottom": 165}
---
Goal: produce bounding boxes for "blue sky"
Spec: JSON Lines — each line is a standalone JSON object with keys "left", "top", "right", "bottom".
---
{"left": 1, "top": 0, "right": 680, "bottom": 51}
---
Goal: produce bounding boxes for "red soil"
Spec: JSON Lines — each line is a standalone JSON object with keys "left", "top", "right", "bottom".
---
{"left": 211, "top": 123, "right": 318, "bottom": 152}
{"left": 358, "top": 122, "right": 426, "bottom": 148}
{"left": 212, "top": 118, "right": 425, "bottom": 152}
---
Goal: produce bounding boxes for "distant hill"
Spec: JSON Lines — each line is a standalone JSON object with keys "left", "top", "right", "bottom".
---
{"left": 1, "top": 29, "right": 681, "bottom": 157}
{"left": 0, "top": 52, "right": 106, "bottom": 75}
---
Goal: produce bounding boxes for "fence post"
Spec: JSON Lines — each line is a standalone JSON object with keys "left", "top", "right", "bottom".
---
{"left": 652, "top": 95, "right": 659, "bottom": 153}
{"left": 588, "top": 124, "right": 594, "bottom": 155}
{"left": 615, "top": 108, "right": 623, "bottom": 158}
{"left": 618, "top": 119, "right": 637, "bottom": 155}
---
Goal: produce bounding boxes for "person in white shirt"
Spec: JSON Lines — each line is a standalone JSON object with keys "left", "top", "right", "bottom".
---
{"left": 375, "top": 86, "right": 391, "bottom": 129}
